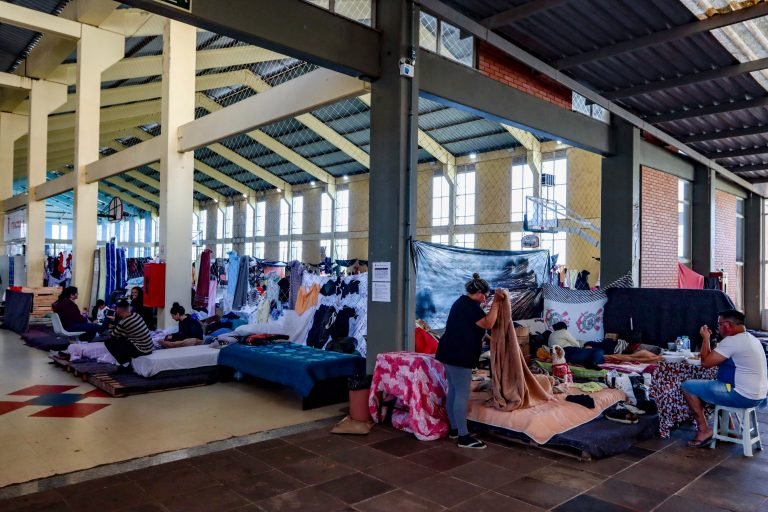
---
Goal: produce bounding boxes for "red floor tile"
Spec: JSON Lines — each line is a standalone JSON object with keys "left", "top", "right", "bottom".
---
{"left": 8, "top": 385, "right": 78, "bottom": 396}
{"left": 0, "top": 401, "right": 29, "bottom": 416}
{"left": 30, "top": 403, "right": 110, "bottom": 418}
{"left": 82, "top": 389, "right": 113, "bottom": 398}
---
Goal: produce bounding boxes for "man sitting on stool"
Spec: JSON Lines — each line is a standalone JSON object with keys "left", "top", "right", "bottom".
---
{"left": 682, "top": 309, "right": 768, "bottom": 448}
{"left": 105, "top": 300, "right": 154, "bottom": 366}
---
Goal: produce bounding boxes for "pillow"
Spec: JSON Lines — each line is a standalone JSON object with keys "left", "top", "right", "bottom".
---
{"left": 543, "top": 285, "right": 607, "bottom": 342}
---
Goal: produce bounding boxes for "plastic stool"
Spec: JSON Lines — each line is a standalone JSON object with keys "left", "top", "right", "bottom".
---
{"left": 710, "top": 406, "right": 762, "bottom": 456}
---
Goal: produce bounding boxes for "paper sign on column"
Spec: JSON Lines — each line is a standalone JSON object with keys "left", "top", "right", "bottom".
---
{"left": 372, "top": 281, "right": 391, "bottom": 302}
{"left": 372, "top": 261, "right": 391, "bottom": 282}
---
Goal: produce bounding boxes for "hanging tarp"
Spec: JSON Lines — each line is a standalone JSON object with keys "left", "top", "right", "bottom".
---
{"left": 412, "top": 242, "right": 550, "bottom": 329}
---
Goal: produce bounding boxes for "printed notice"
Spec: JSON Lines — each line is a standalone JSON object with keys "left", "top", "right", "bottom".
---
{"left": 372, "top": 282, "right": 391, "bottom": 302}
{"left": 372, "top": 261, "right": 391, "bottom": 282}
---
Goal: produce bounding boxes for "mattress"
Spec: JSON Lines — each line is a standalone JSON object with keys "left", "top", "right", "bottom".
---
{"left": 218, "top": 342, "right": 365, "bottom": 397}
{"left": 466, "top": 387, "right": 625, "bottom": 445}
{"left": 132, "top": 345, "right": 220, "bottom": 378}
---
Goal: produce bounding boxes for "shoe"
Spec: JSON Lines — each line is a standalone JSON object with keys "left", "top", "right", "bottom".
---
{"left": 687, "top": 435, "right": 713, "bottom": 448}
{"left": 605, "top": 405, "right": 638, "bottom": 424}
{"left": 621, "top": 402, "right": 646, "bottom": 415}
{"left": 457, "top": 435, "right": 486, "bottom": 449}
{"left": 448, "top": 429, "right": 459, "bottom": 440}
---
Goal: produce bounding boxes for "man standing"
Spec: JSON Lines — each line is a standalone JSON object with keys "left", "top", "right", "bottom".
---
{"left": 682, "top": 309, "right": 768, "bottom": 448}
{"left": 105, "top": 300, "right": 154, "bottom": 365}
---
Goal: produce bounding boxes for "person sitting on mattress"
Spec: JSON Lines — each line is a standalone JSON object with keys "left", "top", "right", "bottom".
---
{"left": 161, "top": 302, "right": 204, "bottom": 348}
{"left": 104, "top": 300, "right": 154, "bottom": 366}
{"left": 52, "top": 286, "right": 104, "bottom": 342}
{"left": 130, "top": 286, "right": 155, "bottom": 330}
{"left": 436, "top": 273, "right": 506, "bottom": 450}
{"left": 682, "top": 309, "right": 768, "bottom": 448}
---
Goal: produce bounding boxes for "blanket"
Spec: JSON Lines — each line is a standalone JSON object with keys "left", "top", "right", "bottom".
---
{"left": 467, "top": 387, "right": 626, "bottom": 444}
{"left": 488, "top": 295, "right": 553, "bottom": 411}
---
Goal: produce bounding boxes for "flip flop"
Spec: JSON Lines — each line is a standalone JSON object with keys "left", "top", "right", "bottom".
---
{"left": 687, "top": 436, "right": 713, "bottom": 448}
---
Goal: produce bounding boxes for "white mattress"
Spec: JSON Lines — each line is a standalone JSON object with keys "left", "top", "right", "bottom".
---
{"left": 132, "top": 345, "right": 220, "bottom": 378}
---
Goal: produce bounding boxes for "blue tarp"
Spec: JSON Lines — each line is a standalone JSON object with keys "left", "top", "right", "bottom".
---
{"left": 412, "top": 241, "right": 550, "bottom": 329}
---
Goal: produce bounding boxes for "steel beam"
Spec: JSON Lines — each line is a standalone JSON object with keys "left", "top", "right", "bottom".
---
{"left": 482, "top": 0, "right": 568, "bottom": 28}
{"left": 647, "top": 96, "right": 768, "bottom": 124}
{"left": 178, "top": 68, "right": 369, "bottom": 152}
{"left": 680, "top": 124, "right": 768, "bottom": 143}
{"left": 554, "top": 2, "right": 768, "bottom": 69}
{"left": 709, "top": 146, "right": 768, "bottom": 160}
{"left": 418, "top": 50, "right": 613, "bottom": 155}
{"left": 605, "top": 57, "right": 768, "bottom": 100}
{"left": 729, "top": 163, "right": 768, "bottom": 174}
{"left": 118, "top": 0, "right": 380, "bottom": 79}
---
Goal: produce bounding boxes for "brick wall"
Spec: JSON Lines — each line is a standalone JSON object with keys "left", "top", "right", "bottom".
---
{"left": 640, "top": 166, "right": 679, "bottom": 288}
{"left": 476, "top": 41, "right": 571, "bottom": 110}
{"left": 715, "top": 190, "right": 741, "bottom": 307}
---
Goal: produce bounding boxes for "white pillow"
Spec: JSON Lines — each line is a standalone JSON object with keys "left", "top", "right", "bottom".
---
{"left": 543, "top": 285, "right": 607, "bottom": 342}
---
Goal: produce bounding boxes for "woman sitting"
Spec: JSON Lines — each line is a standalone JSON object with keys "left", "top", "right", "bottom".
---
{"left": 161, "top": 302, "right": 204, "bottom": 348}
{"left": 130, "top": 286, "right": 155, "bottom": 330}
{"left": 52, "top": 286, "right": 103, "bottom": 341}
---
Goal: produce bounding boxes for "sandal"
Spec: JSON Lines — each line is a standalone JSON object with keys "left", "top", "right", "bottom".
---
{"left": 687, "top": 436, "right": 713, "bottom": 448}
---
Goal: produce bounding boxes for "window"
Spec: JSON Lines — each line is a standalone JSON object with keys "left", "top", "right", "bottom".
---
{"left": 432, "top": 174, "right": 450, "bottom": 226}
{"left": 540, "top": 232, "right": 567, "bottom": 265}
{"left": 279, "top": 199, "right": 290, "bottom": 236}
{"left": 224, "top": 205, "right": 233, "bottom": 240}
{"left": 510, "top": 231, "right": 522, "bottom": 251}
{"left": 321, "top": 193, "right": 333, "bottom": 233}
{"left": 223, "top": 242, "right": 233, "bottom": 255}
{"left": 245, "top": 203, "right": 254, "bottom": 238}
{"left": 216, "top": 208, "right": 224, "bottom": 239}
{"left": 678, "top": 180, "right": 692, "bottom": 262}
{"left": 255, "top": 201, "right": 266, "bottom": 237}
{"left": 253, "top": 242, "right": 265, "bottom": 259}
{"left": 291, "top": 240, "right": 303, "bottom": 262}
{"left": 455, "top": 168, "right": 475, "bottom": 225}
{"left": 454, "top": 233, "right": 475, "bottom": 248}
{"left": 305, "top": 0, "right": 373, "bottom": 26}
{"left": 137, "top": 218, "right": 145, "bottom": 243}
{"left": 279, "top": 241, "right": 289, "bottom": 261}
{"left": 292, "top": 196, "right": 304, "bottom": 235}
{"left": 120, "top": 221, "right": 130, "bottom": 243}
{"left": 419, "top": 12, "right": 474, "bottom": 68}
{"left": 736, "top": 198, "right": 745, "bottom": 264}
{"left": 320, "top": 239, "right": 332, "bottom": 258}
{"left": 335, "top": 189, "right": 349, "bottom": 232}
{"left": 541, "top": 152, "right": 567, "bottom": 218}
{"left": 511, "top": 159, "right": 534, "bottom": 223}
{"left": 198, "top": 210, "right": 207, "bottom": 241}
{"left": 216, "top": 244, "right": 224, "bottom": 259}
{"left": 334, "top": 238, "right": 349, "bottom": 260}
{"left": 432, "top": 234, "right": 449, "bottom": 244}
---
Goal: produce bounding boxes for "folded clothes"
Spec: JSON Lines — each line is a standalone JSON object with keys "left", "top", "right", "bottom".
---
{"left": 572, "top": 382, "right": 605, "bottom": 393}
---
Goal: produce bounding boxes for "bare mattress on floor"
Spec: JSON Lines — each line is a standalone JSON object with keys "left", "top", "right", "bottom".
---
{"left": 132, "top": 345, "right": 221, "bottom": 378}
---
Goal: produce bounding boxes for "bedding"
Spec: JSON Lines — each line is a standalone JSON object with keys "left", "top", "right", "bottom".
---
{"left": 132, "top": 345, "right": 220, "bottom": 378}
{"left": 466, "top": 386, "right": 625, "bottom": 444}
{"left": 233, "top": 308, "right": 316, "bottom": 345}
{"left": 218, "top": 342, "right": 365, "bottom": 397}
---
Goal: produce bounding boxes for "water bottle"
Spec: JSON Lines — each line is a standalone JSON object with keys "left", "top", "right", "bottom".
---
{"left": 682, "top": 336, "right": 690, "bottom": 351}
{"left": 675, "top": 337, "right": 683, "bottom": 352}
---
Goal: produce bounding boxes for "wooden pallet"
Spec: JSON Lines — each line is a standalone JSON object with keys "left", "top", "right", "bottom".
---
{"left": 21, "top": 286, "right": 60, "bottom": 317}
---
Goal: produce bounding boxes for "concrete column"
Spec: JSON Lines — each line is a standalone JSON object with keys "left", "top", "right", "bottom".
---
{"left": 744, "top": 194, "right": 763, "bottom": 328}
{"left": 366, "top": 0, "right": 419, "bottom": 370}
{"left": 600, "top": 119, "right": 641, "bottom": 286}
{"left": 691, "top": 164, "right": 716, "bottom": 277}
{"left": 0, "top": 113, "right": 27, "bottom": 247}
{"left": 26, "top": 80, "right": 67, "bottom": 287}
{"left": 72, "top": 25, "right": 123, "bottom": 308}
{"left": 158, "top": 19, "right": 196, "bottom": 328}
{"left": 233, "top": 200, "right": 247, "bottom": 255}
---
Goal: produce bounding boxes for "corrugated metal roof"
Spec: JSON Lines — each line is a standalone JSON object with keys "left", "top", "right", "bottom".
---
{"left": 442, "top": 0, "right": 768, "bottom": 181}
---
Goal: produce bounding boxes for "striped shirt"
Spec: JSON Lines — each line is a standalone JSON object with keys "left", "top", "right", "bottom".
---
{"left": 110, "top": 312, "right": 153, "bottom": 354}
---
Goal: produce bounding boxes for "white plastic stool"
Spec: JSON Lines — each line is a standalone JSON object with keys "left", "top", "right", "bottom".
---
{"left": 710, "top": 405, "right": 762, "bottom": 456}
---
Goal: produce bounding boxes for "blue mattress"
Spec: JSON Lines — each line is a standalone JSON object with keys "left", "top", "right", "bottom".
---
{"left": 218, "top": 343, "right": 365, "bottom": 397}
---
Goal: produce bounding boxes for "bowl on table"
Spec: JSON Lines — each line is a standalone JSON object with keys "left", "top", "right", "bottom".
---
{"left": 662, "top": 351, "right": 686, "bottom": 363}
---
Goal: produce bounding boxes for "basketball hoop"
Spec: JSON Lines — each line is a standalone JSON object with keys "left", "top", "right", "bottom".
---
{"left": 98, "top": 197, "right": 125, "bottom": 222}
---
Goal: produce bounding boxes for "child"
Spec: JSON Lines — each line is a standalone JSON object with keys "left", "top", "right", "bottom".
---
{"left": 91, "top": 299, "right": 111, "bottom": 325}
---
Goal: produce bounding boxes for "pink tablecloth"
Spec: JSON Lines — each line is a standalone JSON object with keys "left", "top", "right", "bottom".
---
{"left": 368, "top": 352, "right": 448, "bottom": 441}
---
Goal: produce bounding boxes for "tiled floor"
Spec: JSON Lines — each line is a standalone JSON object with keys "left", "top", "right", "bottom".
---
{"left": 3, "top": 413, "right": 768, "bottom": 512}
{"left": 0, "top": 329, "right": 344, "bottom": 487}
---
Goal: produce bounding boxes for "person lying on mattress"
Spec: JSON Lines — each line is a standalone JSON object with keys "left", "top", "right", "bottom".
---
{"left": 682, "top": 309, "right": 768, "bottom": 448}
{"left": 548, "top": 321, "right": 605, "bottom": 369}
{"left": 436, "top": 273, "right": 507, "bottom": 450}
{"left": 104, "top": 300, "right": 154, "bottom": 366}
{"left": 161, "top": 302, "right": 204, "bottom": 348}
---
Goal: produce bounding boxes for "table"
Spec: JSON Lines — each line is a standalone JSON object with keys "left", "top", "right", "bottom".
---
{"left": 368, "top": 352, "right": 448, "bottom": 441}
{"left": 650, "top": 361, "right": 717, "bottom": 438}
